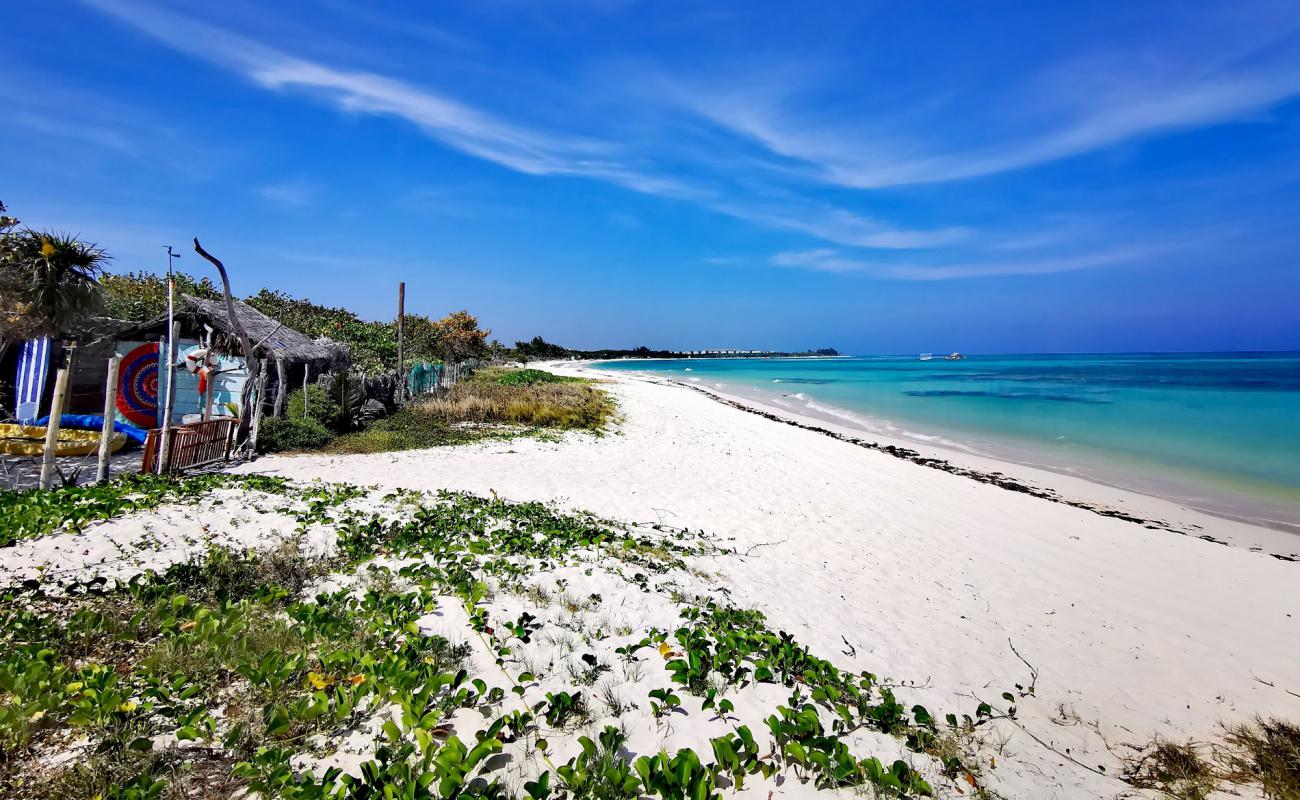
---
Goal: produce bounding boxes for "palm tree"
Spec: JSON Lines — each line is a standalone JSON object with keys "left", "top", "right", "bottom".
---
{"left": 0, "top": 223, "right": 109, "bottom": 364}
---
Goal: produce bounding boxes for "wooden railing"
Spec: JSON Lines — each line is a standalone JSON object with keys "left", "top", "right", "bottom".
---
{"left": 141, "top": 418, "right": 238, "bottom": 474}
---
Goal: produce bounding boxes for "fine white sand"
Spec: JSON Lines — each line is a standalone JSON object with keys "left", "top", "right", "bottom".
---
{"left": 229, "top": 364, "right": 1300, "bottom": 798}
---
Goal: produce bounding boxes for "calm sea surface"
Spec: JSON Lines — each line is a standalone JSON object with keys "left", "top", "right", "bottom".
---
{"left": 595, "top": 353, "right": 1300, "bottom": 531}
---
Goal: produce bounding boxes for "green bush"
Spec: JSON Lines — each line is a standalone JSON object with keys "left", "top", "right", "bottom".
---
{"left": 323, "top": 407, "right": 476, "bottom": 454}
{"left": 282, "top": 384, "right": 340, "bottom": 431}
{"left": 257, "top": 416, "right": 333, "bottom": 453}
{"left": 471, "top": 367, "right": 583, "bottom": 387}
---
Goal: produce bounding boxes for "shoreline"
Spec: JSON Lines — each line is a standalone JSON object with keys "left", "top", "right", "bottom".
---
{"left": 579, "top": 360, "right": 1300, "bottom": 543}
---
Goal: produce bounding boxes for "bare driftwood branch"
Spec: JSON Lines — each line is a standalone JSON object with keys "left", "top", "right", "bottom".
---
{"left": 193, "top": 237, "right": 261, "bottom": 450}
{"left": 1009, "top": 638, "right": 1039, "bottom": 696}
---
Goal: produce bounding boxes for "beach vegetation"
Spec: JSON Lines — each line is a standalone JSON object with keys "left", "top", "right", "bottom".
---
{"left": 257, "top": 414, "right": 334, "bottom": 453}
{"left": 0, "top": 472, "right": 291, "bottom": 546}
{"left": 13, "top": 474, "right": 1288, "bottom": 800}
{"left": 319, "top": 377, "right": 615, "bottom": 454}
{"left": 1121, "top": 717, "right": 1300, "bottom": 800}
{"left": 1218, "top": 716, "right": 1300, "bottom": 799}
{"left": 471, "top": 366, "right": 585, "bottom": 387}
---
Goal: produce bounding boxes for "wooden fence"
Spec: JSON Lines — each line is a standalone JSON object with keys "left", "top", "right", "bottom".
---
{"left": 141, "top": 418, "right": 238, "bottom": 474}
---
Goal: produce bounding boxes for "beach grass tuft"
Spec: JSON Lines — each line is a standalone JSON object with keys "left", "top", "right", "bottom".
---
{"left": 1123, "top": 738, "right": 1218, "bottom": 800}
{"left": 323, "top": 377, "right": 614, "bottom": 454}
{"left": 1218, "top": 716, "right": 1300, "bottom": 799}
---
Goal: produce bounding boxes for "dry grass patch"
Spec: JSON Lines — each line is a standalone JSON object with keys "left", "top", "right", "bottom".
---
{"left": 1219, "top": 716, "right": 1300, "bottom": 799}
{"left": 1122, "top": 717, "right": 1300, "bottom": 800}
{"left": 423, "top": 380, "right": 615, "bottom": 430}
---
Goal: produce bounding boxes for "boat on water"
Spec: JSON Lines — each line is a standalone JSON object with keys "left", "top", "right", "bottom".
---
{"left": 0, "top": 423, "right": 126, "bottom": 457}
{"left": 919, "top": 353, "right": 933, "bottom": 361}
{"left": 944, "top": 352, "right": 967, "bottom": 360}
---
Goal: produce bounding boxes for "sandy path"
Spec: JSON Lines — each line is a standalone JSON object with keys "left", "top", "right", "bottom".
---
{"left": 239, "top": 370, "right": 1299, "bottom": 798}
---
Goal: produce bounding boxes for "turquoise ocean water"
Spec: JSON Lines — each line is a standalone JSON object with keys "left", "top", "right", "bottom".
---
{"left": 595, "top": 354, "right": 1300, "bottom": 532}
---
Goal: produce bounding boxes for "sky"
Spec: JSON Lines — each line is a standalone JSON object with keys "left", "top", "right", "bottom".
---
{"left": 2, "top": 0, "right": 1299, "bottom": 354}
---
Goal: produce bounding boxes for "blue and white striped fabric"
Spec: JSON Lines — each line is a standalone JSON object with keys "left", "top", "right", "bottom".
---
{"left": 15, "top": 337, "right": 51, "bottom": 424}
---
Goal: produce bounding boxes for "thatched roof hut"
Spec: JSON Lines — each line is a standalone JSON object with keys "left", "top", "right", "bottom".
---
{"left": 180, "top": 296, "right": 350, "bottom": 370}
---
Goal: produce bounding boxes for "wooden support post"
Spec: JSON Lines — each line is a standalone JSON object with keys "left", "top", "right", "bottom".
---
{"left": 274, "top": 357, "right": 287, "bottom": 417}
{"left": 249, "top": 367, "right": 268, "bottom": 455}
{"left": 302, "top": 367, "right": 309, "bottom": 419}
{"left": 96, "top": 354, "right": 121, "bottom": 483}
{"left": 157, "top": 336, "right": 166, "bottom": 427}
{"left": 396, "top": 282, "right": 405, "bottom": 404}
{"left": 39, "top": 366, "right": 71, "bottom": 490}
{"left": 156, "top": 321, "right": 179, "bottom": 475}
{"left": 202, "top": 354, "right": 215, "bottom": 421}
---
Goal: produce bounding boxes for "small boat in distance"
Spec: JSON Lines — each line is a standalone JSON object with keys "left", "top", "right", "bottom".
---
{"left": 919, "top": 353, "right": 933, "bottom": 361}
{"left": 944, "top": 352, "right": 967, "bottom": 360}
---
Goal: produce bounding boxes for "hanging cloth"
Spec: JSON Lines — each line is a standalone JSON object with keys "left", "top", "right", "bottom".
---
{"left": 14, "top": 337, "right": 51, "bottom": 424}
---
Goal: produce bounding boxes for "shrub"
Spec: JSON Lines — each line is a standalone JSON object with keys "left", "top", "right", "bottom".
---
{"left": 471, "top": 366, "right": 585, "bottom": 387}
{"left": 281, "top": 384, "right": 340, "bottom": 430}
{"left": 257, "top": 416, "right": 333, "bottom": 453}
{"left": 322, "top": 407, "right": 476, "bottom": 454}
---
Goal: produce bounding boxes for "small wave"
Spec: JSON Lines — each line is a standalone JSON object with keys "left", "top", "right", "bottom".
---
{"left": 792, "top": 392, "right": 807, "bottom": 400}
{"left": 772, "top": 379, "right": 782, "bottom": 383}
{"left": 684, "top": 368, "right": 692, "bottom": 371}
{"left": 802, "top": 399, "right": 963, "bottom": 448}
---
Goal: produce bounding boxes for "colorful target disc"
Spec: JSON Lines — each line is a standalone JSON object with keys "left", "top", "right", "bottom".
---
{"left": 116, "top": 342, "right": 160, "bottom": 428}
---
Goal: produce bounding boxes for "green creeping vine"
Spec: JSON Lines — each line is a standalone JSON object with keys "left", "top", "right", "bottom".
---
{"left": 0, "top": 473, "right": 295, "bottom": 546}
{"left": 648, "top": 603, "right": 994, "bottom": 792}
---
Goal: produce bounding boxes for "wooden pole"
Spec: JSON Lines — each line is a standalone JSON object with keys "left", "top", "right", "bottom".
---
{"left": 96, "top": 354, "right": 121, "bottom": 483}
{"left": 249, "top": 367, "right": 268, "bottom": 455}
{"left": 396, "top": 282, "right": 405, "bottom": 403}
{"left": 156, "top": 320, "right": 179, "bottom": 475}
{"left": 202, "top": 353, "right": 215, "bottom": 421}
{"left": 302, "top": 366, "right": 309, "bottom": 419}
{"left": 274, "top": 357, "right": 287, "bottom": 417}
{"left": 39, "top": 366, "right": 71, "bottom": 490}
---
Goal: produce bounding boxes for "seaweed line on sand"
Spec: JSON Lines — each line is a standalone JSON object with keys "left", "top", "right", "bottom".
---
{"left": 668, "top": 380, "right": 1299, "bottom": 563}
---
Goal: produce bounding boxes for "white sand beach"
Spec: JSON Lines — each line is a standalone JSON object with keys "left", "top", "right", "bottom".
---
{"left": 206, "top": 363, "right": 1300, "bottom": 798}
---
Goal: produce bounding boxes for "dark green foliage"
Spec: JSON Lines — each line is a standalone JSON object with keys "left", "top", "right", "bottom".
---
{"left": 322, "top": 406, "right": 481, "bottom": 454}
{"left": 99, "top": 270, "right": 221, "bottom": 322}
{"left": 244, "top": 288, "right": 397, "bottom": 373}
{"left": 256, "top": 415, "right": 333, "bottom": 453}
{"left": 512, "top": 336, "right": 570, "bottom": 362}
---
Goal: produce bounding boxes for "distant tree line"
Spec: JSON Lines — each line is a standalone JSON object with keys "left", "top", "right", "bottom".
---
{"left": 506, "top": 336, "right": 839, "bottom": 362}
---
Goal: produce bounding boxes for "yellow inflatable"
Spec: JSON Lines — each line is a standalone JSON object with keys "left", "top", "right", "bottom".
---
{"left": 0, "top": 424, "right": 127, "bottom": 457}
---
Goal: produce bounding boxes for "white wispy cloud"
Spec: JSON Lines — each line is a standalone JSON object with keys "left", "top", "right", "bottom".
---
{"left": 661, "top": 11, "right": 1300, "bottom": 189}
{"left": 771, "top": 242, "right": 1183, "bottom": 281}
{"left": 79, "top": 0, "right": 955, "bottom": 252}
{"left": 81, "top": 0, "right": 679, "bottom": 195}
{"left": 712, "top": 201, "right": 969, "bottom": 249}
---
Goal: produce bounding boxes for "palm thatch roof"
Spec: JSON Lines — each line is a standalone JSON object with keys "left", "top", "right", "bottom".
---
{"left": 181, "top": 295, "right": 350, "bottom": 367}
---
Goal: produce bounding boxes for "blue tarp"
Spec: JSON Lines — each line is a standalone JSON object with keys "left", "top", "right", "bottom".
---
{"left": 35, "top": 414, "right": 149, "bottom": 447}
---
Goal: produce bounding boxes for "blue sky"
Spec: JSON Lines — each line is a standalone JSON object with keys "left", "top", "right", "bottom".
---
{"left": 3, "top": 0, "right": 1299, "bottom": 353}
